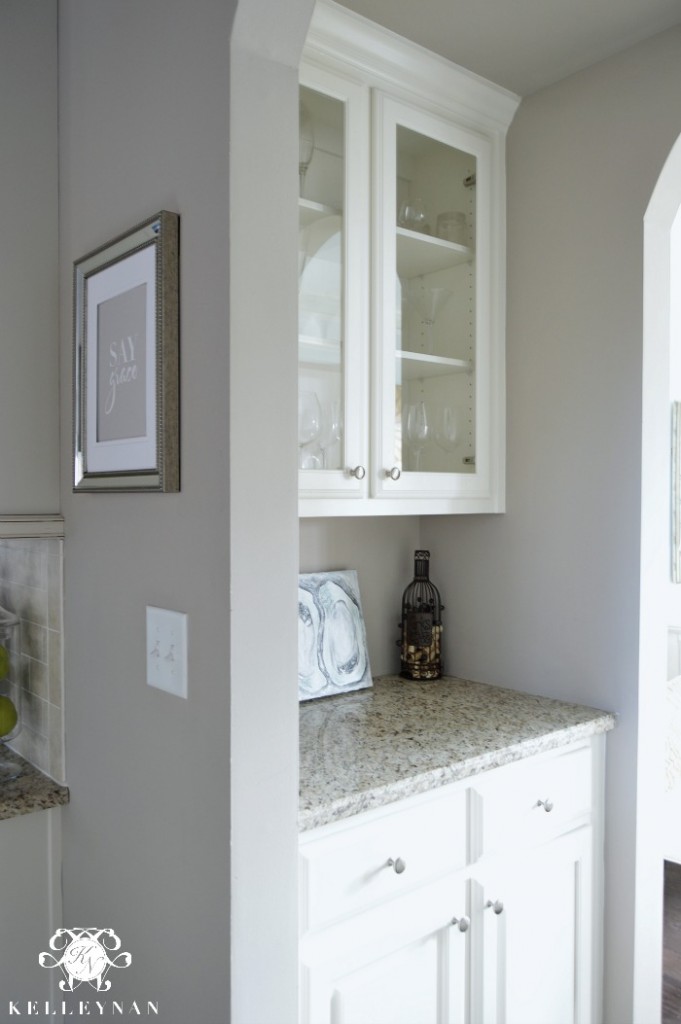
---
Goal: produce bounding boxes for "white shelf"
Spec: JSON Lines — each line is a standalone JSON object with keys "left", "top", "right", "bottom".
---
{"left": 299, "top": 334, "right": 341, "bottom": 368}
{"left": 299, "top": 198, "right": 341, "bottom": 228}
{"left": 396, "top": 227, "right": 472, "bottom": 279}
{"left": 396, "top": 350, "right": 472, "bottom": 381}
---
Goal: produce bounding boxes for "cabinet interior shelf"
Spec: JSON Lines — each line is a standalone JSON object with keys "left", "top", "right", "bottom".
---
{"left": 299, "top": 198, "right": 341, "bottom": 229}
{"left": 396, "top": 227, "right": 472, "bottom": 279}
{"left": 397, "top": 350, "right": 472, "bottom": 380}
{"left": 299, "top": 334, "right": 341, "bottom": 368}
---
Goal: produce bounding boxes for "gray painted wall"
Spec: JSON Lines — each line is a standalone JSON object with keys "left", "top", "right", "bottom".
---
{"left": 0, "top": 1, "right": 59, "bottom": 514}
{"left": 425, "top": 26, "right": 681, "bottom": 1022}
{"left": 300, "top": 518, "right": 420, "bottom": 675}
{"left": 58, "top": 2, "right": 235, "bottom": 1019}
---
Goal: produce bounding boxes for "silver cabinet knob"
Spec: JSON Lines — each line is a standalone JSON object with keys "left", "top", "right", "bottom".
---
{"left": 451, "top": 915, "right": 470, "bottom": 932}
{"left": 350, "top": 465, "right": 366, "bottom": 480}
{"left": 486, "top": 899, "right": 504, "bottom": 915}
{"left": 387, "top": 857, "right": 406, "bottom": 874}
{"left": 537, "top": 798, "right": 554, "bottom": 813}
{"left": 387, "top": 466, "right": 401, "bottom": 480}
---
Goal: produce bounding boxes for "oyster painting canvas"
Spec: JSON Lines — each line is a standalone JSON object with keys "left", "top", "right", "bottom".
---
{"left": 298, "top": 570, "right": 372, "bottom": 701}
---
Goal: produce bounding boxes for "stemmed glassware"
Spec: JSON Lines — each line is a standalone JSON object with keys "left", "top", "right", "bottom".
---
{"left": 434, "top": 405, "right": 459, "bottom": 453}
{"left": 318, "top": 399, "right": 342, "bottom": 469}
{"left": 398, "top": 197, "right": 428, "bottom": 233}
{"left": 298, "top": 391, "right": 322, "bottom": 468}
{"left": 299, "top": 100, "right": 315, "bottom": 198}
{"left": 405, "top": 400, "right": 429, "bottom": 471}
{"left": 404, "top": 276, "right": 454, "bottom": 354}
{"left": 404, "top": 402, "right": 460, "bottom": 471}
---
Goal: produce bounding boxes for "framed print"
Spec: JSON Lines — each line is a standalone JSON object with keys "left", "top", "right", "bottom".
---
{"left": 298, "top": 569, "right": 372, "bottom": 701}
{"left": 73, "top": 211, "right": 179, "bottom": 492}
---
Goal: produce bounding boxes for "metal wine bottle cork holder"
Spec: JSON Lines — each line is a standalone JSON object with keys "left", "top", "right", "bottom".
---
{"left": 398, "top": 550, "right": 443, "bottom": 680}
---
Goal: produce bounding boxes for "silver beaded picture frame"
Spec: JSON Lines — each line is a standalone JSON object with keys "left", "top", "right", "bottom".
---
{"left": 73, "top": 211, "right": 179, "bottom": 492}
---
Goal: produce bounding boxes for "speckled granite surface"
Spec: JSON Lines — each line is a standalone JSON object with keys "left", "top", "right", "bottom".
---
{"left": 299, "top": 675, "right": 616, "bottom": 831}
{"left": 0, "top": 747, "right": 68, "bottom": 821}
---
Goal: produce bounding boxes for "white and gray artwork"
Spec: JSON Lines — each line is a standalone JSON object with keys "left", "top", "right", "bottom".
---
{"left": 96, "top": 283, "right": 147, "bottom": 443}
{"left": 298, "top": 570, "right": 372, "bottom": 701}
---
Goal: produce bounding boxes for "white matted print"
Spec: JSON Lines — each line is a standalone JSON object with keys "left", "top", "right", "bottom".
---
{"left": 298, "top": 570, "right": 372, "bottom": 700}
{"left": 73, "top": 211, "right": 179, "bottom": 492}
{"left": 87, "top": 246, "right": 156, "bottom": 469}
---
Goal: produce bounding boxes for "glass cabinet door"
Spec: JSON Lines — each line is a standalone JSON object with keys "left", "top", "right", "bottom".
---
{"left": 298, "top": 66, "right": 369, "bottom": 503}
{"left": 373, "top": 92, "right": 496, "bottom": 503}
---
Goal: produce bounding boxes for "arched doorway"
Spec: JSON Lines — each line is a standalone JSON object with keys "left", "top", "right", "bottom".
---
{"left": 637, "top": 132, "right": 681, "bottom": 1019}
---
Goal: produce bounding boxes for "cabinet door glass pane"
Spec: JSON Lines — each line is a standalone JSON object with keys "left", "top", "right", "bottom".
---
{"left": 395, "top": 126, "right": 476, "bottom": 475}
{"left": 298, "top": 86, "right": 345, "bottom": 472}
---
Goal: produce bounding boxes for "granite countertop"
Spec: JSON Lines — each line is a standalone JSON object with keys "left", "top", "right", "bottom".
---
{"left": 299, "top": 675, "right": 616, "bottom": 831}
{"left": 0, "top": 749, "right": 69, "bottom": 821}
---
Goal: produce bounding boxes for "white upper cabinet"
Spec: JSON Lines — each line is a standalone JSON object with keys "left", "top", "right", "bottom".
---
{"left": 299, "top": 1, "right": 519, "bottom": 516}
{"left": 298, "top": 64, "right": 370, "bottom": 502}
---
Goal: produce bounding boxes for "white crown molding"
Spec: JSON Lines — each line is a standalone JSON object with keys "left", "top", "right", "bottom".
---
{"left": 304, "top": 0, "right": 520, "bottom": 135}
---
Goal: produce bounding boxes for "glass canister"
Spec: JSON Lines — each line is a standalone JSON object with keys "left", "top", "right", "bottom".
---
{"left": 398, "top": 550, "right": 443, "bottom": 680}
{"left": 0, "top": 606, "right": 21, "bottom": 779}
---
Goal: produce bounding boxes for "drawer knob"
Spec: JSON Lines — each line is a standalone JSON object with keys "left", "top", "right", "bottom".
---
{"left": 387, "top": 466, "right": 401, "bottom": 481}
{"left": 537, "top": 798, "right": 554, "bottom": 813}
{"left": 486, "top": 899, "right": 504, "bottom": 915}
{"left": 451, "top": 915, "right": 470, "bottom": 933}
{"left": 387, "top": 857, "right": 406, "bottom": 874}
{"left": 350, "top": 465, "right": 366, "bottom": 480}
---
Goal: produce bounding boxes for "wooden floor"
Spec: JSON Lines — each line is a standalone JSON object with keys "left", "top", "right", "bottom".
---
{"left": 664, "top": 861, "right": 681, "bottom": 1021}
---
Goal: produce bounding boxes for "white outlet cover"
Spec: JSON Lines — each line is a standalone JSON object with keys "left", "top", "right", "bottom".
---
{"left": 146, "top": 606, "right": 188, "bottom": 698}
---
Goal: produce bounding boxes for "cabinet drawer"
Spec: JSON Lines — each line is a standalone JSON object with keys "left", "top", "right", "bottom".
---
{"left": 300, "top": 787, "right": 467, "bottom": 932}
{"left": 479, "top": 745, "right": 592, "bottom": 856}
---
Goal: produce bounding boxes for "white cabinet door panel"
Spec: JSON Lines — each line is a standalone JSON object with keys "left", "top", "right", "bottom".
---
{"left": 301, "top": 874, "right": 469, "bottom": 1024}
{"left": 478, "top": 828, "right": 593, "bottom": 1024}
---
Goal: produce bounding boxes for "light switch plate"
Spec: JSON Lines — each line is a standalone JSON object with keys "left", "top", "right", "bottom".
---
{"left": 146, "top": 606, "right": 188, "bottom": 698}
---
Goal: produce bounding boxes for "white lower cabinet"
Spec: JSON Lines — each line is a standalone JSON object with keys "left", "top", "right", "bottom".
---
{"left": 299, "top": 738, "right": 604, "bottom": 1024}
{"left": 301, "top": 874, "right": 468, "bottom": 1024}
{"left": 0, "top": 808, "right": 62, "bottom": 1002}
{"left": 477, "top": 829, "right": 594, "bottom": 1024}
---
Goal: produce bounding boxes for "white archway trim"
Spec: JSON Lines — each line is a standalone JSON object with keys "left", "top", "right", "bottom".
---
{"left": 228, "top": 2, "right": 315, "bottom": 1022}
{"left": 636, "top": 132, "right": 681, "bottom": 1021}
{"left": 231, "top": 0, "right": 314, "bottom": 66}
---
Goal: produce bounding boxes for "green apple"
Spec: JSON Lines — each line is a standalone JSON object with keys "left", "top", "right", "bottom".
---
{"left": 0, "top": 645, "right": 9, "bottom": 680}
{"left": 0, "top": 695, "right": 17, "bottom": 737}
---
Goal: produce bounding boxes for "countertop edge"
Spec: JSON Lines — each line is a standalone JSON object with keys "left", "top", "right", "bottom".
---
{"left": 298, "top": 708, "right": 615, "bottom": 833}
{"left": 0, "top": 751, "right": 69, "bottom": 821}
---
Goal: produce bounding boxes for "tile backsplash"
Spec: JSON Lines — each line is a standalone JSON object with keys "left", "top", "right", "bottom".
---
{"left": 0, "top": 538, "right": 64, "bottom": 783}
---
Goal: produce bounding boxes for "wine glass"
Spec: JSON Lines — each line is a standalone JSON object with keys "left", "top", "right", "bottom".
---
{"left": 298, "top": 391, "right": 322, "bottom": 468}
{"left": 299, "top": 100, "right": 315, "bottom": 198}
{"left": 318, "top": 399, "right": 342, "bottom": 469}
{"left": 405, "top": 400, "right": 429, "bottom": 471}
{"left": 434, "top": 405, "right": 459, "bottom": 453}
{"left": 398, "top": 197, "right": 428, "bottom": 234}
{"left": 405, "top": 277, "right": 454, "bottom": 354}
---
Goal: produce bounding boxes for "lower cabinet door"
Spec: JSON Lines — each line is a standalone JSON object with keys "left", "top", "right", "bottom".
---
{"left": 476, "top": 828, "right": 594, "bottom": 1024}
{"left": 300, "top": 875, "right": 469, "bottom": 1024}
